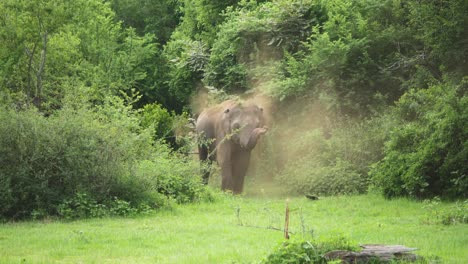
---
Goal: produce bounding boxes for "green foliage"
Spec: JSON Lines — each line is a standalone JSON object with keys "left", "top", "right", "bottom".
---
{"left": 110, "top": 0, "right": 181, "bottom": 45}
{"left": 0, "top": 96, "right": 210, "bottom": 220}
{"left": 0, "top": 102, "right": 141, "bottom": 218}
{"left": 57, "top": 193, "right": 108, "bottom": 220}
{"left": 1, "top": 0, "right": 467, "bottom": 209}
{"left": 108, "top": 0, "right": 183, "bottom": 109}
{"left": 266, "top": 0, "right": 418, "bottom": 114}
{"left": 157, "top": 0, "right": 241, "bottom": 111}
{"left": 371, "top": 81, "right": 467, "bottom": 199}
{"left": 174, "top": 0, "right": 241, "bottom": 47}
{"left": 163, "top": 38, "right": 209, "bottom": 111}
{"left": 421, "top": 198, "right": 468, "bottom": 226}
{"left": 205, "top": 0, "right": 324, "bottom": 93}
{"left": 1, "top": 110, "right": 115, "bottom": 217}
{"left": 133, "top": 155, "right": 214, "bottom": 205}
{"left": 262, "top": 235, "right": 358, "bottom": 264}
{"left": 0, "top": 0, "right": 158, "bottom": 112}
{"left": 140, "top": 103, "right": 175, "bottom": 142}
{"left": 57, "top": 192, "right": 156, "bottom": 220}
{"left": 203, "top": 0, "right": 467, "bottom": 113}
{"left": 407, "top": 0, "right": 468, "bottom": 76}
{"left": 199, "top": 0, "right": 416, "bottom": 114}
{"left": 280, "top": 158, "right": 367, "bottom": 196}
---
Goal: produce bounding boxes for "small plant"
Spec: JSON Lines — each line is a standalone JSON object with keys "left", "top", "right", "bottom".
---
{"left": 57, "top": 193, "right": 158, "bottom": 220}
{"left": 262, "top": 234, "right": 358, "bottom": 264}
{"left": 421, "top": 198, "right": 468, "bottom": 225}
{"left": 139, "top": 103, "right": 175, "bottom": 144}
{"left": 440, "top": 200, "right": 468, "bottom": 225}
{"left": 58, "top": 193, "right": 107, "bottom": 220}
{"left": 109, "top": 197, "right": 138, "bottom": 217}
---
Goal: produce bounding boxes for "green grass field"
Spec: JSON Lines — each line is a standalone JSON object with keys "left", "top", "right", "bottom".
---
{"left": 1, "top": 193, "right": 467, "bottom": 263}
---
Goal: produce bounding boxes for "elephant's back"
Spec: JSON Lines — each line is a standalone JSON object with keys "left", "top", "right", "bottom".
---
{"left": 195, "top": 105, "right": 220, "bottom": 138}
{"left": 197, "top": 100, "right": 239, "bottom": 123}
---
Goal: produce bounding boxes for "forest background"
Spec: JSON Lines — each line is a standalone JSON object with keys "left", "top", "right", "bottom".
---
{"left": 0, "top": 0, "right": 467, "bottom": 220}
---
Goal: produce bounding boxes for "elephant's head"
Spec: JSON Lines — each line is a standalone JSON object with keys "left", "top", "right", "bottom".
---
{"left": 222, "top": 102, "right": 267, "bottom": 150}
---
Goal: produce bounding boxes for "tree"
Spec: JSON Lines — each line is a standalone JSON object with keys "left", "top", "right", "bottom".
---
{"left": 110, "top": 0, "right": 181, "bottom": 45}
{"left": 0, "top": 0, "right": 157, "bottom": 112}
{"left": 371, "top": 81, "right": 467, "bottom": 199}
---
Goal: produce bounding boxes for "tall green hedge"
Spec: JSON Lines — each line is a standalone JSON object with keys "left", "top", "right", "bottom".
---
{"left": 371, "top": 81, "right": 468, "bottom": 199}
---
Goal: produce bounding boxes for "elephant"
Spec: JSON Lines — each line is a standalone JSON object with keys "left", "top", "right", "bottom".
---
{"left": 196, "top": 100, "right": 268, "bottom": 194}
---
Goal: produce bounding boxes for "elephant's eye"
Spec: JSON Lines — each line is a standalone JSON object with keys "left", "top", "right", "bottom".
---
{"left": 233, "top": 123, "right": 241, "bottom": 130}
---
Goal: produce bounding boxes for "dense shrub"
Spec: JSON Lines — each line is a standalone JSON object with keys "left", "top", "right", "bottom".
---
{"left": 370, "top": 81, "right": 468, "bottom": 199}
{"left": 0, "top": 107, "right": 130, "bottom": 218}
{"left": 0, "top": 97, "right": 211, "bottom": 220}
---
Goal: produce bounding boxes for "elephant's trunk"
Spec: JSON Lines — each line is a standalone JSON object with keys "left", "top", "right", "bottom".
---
{"left": 242, "top": 127, "right": 268, "bottom": 150}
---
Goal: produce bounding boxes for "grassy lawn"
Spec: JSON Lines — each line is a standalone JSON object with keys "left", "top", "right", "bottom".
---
{"left": 0, "top": 193, "right": 467, "bottom": 263}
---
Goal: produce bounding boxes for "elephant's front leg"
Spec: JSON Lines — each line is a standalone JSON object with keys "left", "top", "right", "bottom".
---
{"left": 232, "top": 151, "right": 251, "bottom": 194}
{"left": 220, "top": 161, "right": 234, "bottom": 192}
{"left": 216, "top": 138, "right": 233, "bottom": 191}
{"left": 217, "top": 140, "right": 235, "bottom": 192}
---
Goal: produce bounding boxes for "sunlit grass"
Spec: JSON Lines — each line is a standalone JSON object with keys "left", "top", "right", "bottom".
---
{"left": 0, "top": 193, "right": 466, "bottom": 263}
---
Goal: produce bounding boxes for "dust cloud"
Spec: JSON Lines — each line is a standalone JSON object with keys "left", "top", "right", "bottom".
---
{"left": 190, "top": 84, "right": 332, "bottom": 197}
{"left": 189, "top": 39, "right": 332, "bottom": 196}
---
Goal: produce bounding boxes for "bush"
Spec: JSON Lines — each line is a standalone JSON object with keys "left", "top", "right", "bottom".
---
{"left": 57, "top": 193, "right": 108, "bottom": 219}
{"left": 370, "top": 81, "right": 467, "bottom": 199}
{"left": 0, "top": 97, "right": 211, "bottom": 220}
{"left": 0, "top": 103, "right": 148, "bottom": 219}
{"left": 274, "top": 116, "right": 385, "bottom": 196}
{"left": 139, "top": 103, "right": 175, "bottom": 142}
{"left": 262, "top": 234, "right": 358, "bottom": 264}
{"left": 56, "top": 192, "right": 159, "bottom": 220}
{"left": 133, "top": 153, "right": 214, "bottom": 205}
{"left": 421, "top": 198, "right": 468, "bottom": 225}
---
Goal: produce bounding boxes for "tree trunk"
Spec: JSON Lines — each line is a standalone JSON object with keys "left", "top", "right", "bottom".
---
{"left": 25, "top": 42, "right": 38, "bottom": 101}
{"left": 34, "top": 30, "right": 48, "bottom": 109}
{"left": 324, "top": 244, "right": 421, "bottom": 263}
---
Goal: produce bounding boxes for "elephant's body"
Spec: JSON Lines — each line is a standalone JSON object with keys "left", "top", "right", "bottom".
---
{"left": 196, "top": 100, "right": 267, "bottom": 194}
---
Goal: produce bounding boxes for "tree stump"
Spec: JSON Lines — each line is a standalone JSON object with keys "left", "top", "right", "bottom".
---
{"left": 324, "top": 244, "right": 420, "bottom": 263}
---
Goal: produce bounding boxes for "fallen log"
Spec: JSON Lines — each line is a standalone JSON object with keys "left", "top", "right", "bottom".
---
{"left": 324, "top": 244, "right": 421, "bottom": 263}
